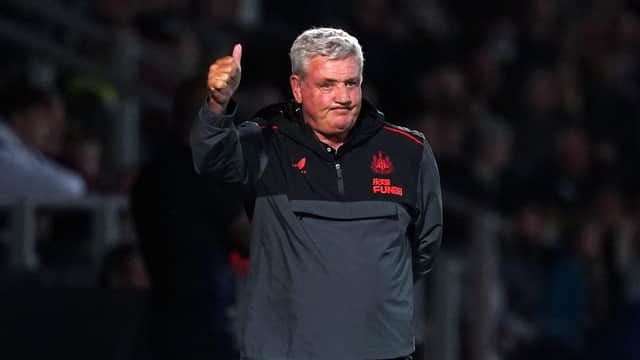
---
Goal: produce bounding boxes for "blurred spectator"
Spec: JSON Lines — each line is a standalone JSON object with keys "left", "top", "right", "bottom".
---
{"left": 583, "top": 301, "right": 640, "bottom": 360}
{"left": 536, "top": 219, "right": 598, "bottom": 360}
{"left": 98, "top": 242, "right": 149, "bottom": 289}
{"left": 498, "top": 202, "right": 556, "bottom": 359}
{"left": 92, "top": 0, "right": 137, "bottom": 26}
{"left": 511, "top": 66, "right": 574, "bottom": 167}
{"left": 413, "top": 64, "right": 470, "bottom": 189}
{"left": 195, "top": 0, "right": 246, "bottom": 62}
{"left": 64, "top": 136, "right": 104, "bottom": 193}
{"left": 532, "top": 126, "right": 596, "bottom": 218}
{"left": 130, "top": 75, "right": 247, "bottom": 359}
{"left": 623, "top": 198, "right": 640, "bottom": 304}
{"left": 0, "top": 82, "right": 86, "bottom": 199}
{"left": 583, "top": 187, "right": 630, "bottom": 324}
{"left": 457, "top": 111, "right": 514, "bottom": 211}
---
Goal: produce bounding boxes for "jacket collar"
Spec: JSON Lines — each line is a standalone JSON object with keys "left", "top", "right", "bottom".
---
{"left": 253, "top": 99, "right": 385, "bottom": 158}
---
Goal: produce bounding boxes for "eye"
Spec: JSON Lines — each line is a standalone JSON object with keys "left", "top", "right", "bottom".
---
{"left": 319, "top": 82, "right": 333, "bottom": 89}
{"left": 346, "top": 80, "right": 359, "bottom": 87}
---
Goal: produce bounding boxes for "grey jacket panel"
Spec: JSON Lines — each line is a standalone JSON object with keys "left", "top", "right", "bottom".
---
{"left": 241, "top": 196, "right": 416, "bottom": 360}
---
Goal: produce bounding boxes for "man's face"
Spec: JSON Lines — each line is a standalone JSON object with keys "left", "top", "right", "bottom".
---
{"left": 290, "top": 55, "right": 362, "bottom": 141}
{"left": 12, "top": 97, "right": 67, "bottom": 155}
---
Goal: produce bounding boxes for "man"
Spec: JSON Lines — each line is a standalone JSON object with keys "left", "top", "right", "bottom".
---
{"left": 0, "top": 83, "right": 85, "bottom": 199}
{"left": 192, "top": 27, "right": 443, "bottom": 360}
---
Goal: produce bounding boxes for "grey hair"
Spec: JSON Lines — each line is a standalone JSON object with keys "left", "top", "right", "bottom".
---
{"left": 289, "top": 27, "right": 364, "bottom": 77}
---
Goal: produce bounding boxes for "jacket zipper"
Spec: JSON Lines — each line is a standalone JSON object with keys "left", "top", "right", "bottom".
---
{"left": 335, "top": 162, "right": 344, "bottom": 195}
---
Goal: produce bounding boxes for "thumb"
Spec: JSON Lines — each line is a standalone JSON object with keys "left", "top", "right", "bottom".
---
{"left": 232, "top": 43, "right": 242, "bottom": 66}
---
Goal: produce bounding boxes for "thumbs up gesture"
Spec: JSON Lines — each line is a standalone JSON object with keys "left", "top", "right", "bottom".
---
{"left": 207, "top": 44, "right": 242, "bottom": 113}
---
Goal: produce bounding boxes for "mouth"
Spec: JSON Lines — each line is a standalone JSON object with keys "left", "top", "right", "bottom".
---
{"left": 330, "top": 107, "right": 353, "bottom": 112}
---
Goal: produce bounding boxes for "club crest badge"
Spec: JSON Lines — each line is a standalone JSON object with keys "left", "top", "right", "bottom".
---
{"left": 370, "top": 151, "right": 394, "bottom": 174}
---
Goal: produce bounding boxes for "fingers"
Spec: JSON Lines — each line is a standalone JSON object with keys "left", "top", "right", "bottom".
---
{"left": 209, "top": 72, "right": 231, "bottom": 85}
{"left": 209, "top": 80, "right": 225, "bottom": 91}
{"left": 211, "top": 56, "right": 236, "bottom": 65}
{"left": 208, "top": 61, "right": 238, "bottom": 79}
{"left": 207, "top": 55, "right": 241, "bottom": 91}
{"left": 208, "top": 72, "right": 239, "bottom": 91}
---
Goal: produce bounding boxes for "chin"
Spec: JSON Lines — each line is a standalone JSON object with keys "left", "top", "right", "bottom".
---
{"left": 331, "top": 118, "right": 356, "bottom": 131}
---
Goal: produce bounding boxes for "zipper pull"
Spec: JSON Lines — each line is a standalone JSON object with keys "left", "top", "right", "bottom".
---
{"left": 335, "top": 162, "right": 344, "bottom": 195}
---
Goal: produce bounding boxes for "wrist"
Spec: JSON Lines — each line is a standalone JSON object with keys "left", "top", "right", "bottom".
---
{"left": 206, "top": 94, "right": 228, "bottom": 113}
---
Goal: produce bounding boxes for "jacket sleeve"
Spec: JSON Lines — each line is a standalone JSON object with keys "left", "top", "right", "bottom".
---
{"left": 412, "top": 140, "right": 443, "bottom": 282}
{"left": 190, "top": 99, "right": 265, "bottom": 186}
{"left": 0, "top": 145, "right": 86, "bottom": 199}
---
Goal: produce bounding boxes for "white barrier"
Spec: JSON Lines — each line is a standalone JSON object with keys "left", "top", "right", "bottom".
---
{"left": 0, "top": 195, "right": 130, "bottom": 270}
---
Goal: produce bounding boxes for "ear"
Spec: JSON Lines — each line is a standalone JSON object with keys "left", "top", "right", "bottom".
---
{"left": 290, "top": 74, "right": 303, "bottom": 103}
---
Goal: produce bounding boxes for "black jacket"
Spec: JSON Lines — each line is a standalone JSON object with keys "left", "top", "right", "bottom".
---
{"left": 191, "top": 99, "right": 443, "bottom": 360}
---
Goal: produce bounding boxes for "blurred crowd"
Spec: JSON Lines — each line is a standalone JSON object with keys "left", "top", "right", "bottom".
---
{"left": 1, "top": 0, "right": 640, "bottom": 359}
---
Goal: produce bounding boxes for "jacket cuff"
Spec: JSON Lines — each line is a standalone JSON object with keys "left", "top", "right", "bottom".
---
{"left": 200, "top": 97, "right": 238, "bottom": 126}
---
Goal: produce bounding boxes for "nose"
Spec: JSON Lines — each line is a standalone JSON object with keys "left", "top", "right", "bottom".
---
{"left": 334, "top": 83, "right": 351, "bottom": 105}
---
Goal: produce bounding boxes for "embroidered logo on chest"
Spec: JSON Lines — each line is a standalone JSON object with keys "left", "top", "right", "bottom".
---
{"left": 370, "top": 151, "right": 394, "bottom": 174}
{"left": 370, "top": 151, "right": 402, "bottom": 196}
{"left": 292, "top": 157, "right": 307, "bottom": 174}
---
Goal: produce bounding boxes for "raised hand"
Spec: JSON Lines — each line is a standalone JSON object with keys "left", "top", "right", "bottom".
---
{"left": 207, "top": 44, "right": 242, "bottom": 113}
